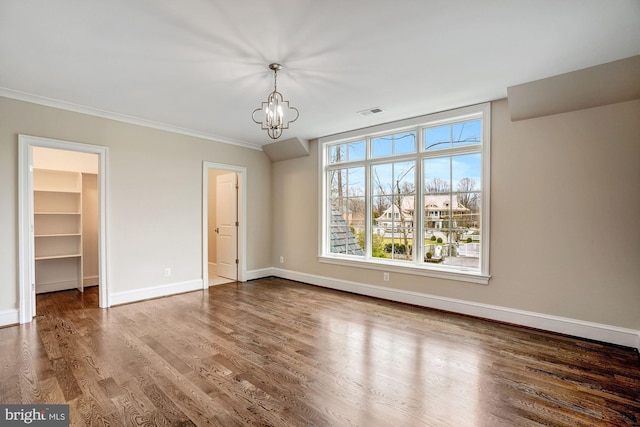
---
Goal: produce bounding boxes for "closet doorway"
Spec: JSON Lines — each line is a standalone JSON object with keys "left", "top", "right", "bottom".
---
{"left": 202, "top": 162, "right": 246, "bottom": 287}
{"left": 18, "top": 135, "right": 109, "bottom": 324}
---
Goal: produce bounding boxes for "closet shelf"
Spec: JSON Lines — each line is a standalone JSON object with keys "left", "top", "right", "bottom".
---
{"left": 33, "top": 168, "right": 84, "bottom": 293}
{"left": 34, "top": 189, "right": 81, "bottom": 194}
{"left": 35, "top": 254, "right": 82, "bottom": 261}
{"left": 34, "top": 211, "right": 81, "bottom": 215}
{"left": 35, "top": 233, "right": 81, "bottom": 238}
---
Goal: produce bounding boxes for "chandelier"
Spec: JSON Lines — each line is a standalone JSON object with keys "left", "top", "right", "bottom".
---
{"left": 252, "top": 63, "right": 299, "bottom": 139}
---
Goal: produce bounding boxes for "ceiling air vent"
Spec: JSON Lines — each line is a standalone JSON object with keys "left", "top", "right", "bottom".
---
{"left": 357, "top": 107, "right": 384, "bottom": 116}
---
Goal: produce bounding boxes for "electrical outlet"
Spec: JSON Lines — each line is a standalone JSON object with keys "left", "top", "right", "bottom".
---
{"left": 279, "top": 256, "right": 284, "bottom": 264}
{"left": 164, "top": 268, "right": 171, "bottom": 277}
{"left": 383, "top": 272, "right": 389, "bottom": 281}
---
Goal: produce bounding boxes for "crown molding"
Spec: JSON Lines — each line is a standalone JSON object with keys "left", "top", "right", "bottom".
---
{"left": 0, "top": 87, "right": 262, "bottom": 151}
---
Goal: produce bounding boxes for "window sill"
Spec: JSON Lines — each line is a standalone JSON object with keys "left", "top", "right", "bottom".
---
{"left": 318, "top": 255, "right": 490, "bottom": 285}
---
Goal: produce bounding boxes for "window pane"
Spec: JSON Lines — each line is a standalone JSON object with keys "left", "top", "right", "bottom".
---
{"left": 452, "top": 120, "right": 481, "bottom": 148}
{"left": 372, "top": 137, "right": 392, "bottom": 158}
{"left": 329, "top": 198, "right": 365, "bottom": 256}
{"left": 329, "top": 225, "right": 364, "bottom": 256}
{"left": 422, "top": 153, "right": 480, "bottom": 270}
{"left": 372, "top": 204, "right": 415, "bottom": 262}
{"left": 451, "top": 152, "right": 481, "bottom": 268}
{"left": 452, "top": 153, "right": 481, "bottom": 191}
{"left": 329, "top": 169, "right": 345, "bottom": 199}
{"left": 329, "top": 141, "right": 366, "bottom": 164}
{"left": 456, "top": 192, "right": 480, "bottom": 224}
{"left": 424, "top": 125, "right": 451, "bottom": 151}
{"left": 456, "top": 190, "right": 481, "bottom": 269}
{"left": 372, "top": 193, "right": 387, "bottom": 220}
{"left": 347, "top": 167, "right": 365, "bottom": 196}
{"left": 371, "top": 161, "right": 415, "bottom": 262}
{"left": 329, "top": 167, "right": 365, "bottom": 199}
{"left": 423, "top": 157, "right": 451, "bottom": 194}
{"left": 372, "top": 164, "right": 390, "bottom": 197}
{"left": 348, "top": 140, "right": 366, "bottom": 161}
{"left": 381, "top": 229, "right": 414, "bottom": 261}
{"left": 348, "top": 196, "right": 366, "bottom": 233}
{"left": 372, "top": 131, "right": 416, "bottom": 157}
{"left": 423, "top": 192, "right": 480, "bottom": 269}
{"left": 328, "top": 144, "right": 345, "bottom": 164}
{"left": 372, "top": 195, "right": 390, "bottom": 258}
{"left": 373, "top": 162, "right": 415, "bottom": 195}
{"left": 394, "top": 132, "right": 416, "bottom": 155}
{"left": 424, "top": 119, "right": 481, "bottom": 151}
{"left": 395, "top": 161, "right": 415, "bottom": 193}
{"left": 329, "top": 164, "right": 365, "bottom": 257}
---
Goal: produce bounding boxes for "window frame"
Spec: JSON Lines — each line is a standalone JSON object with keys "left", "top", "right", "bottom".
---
{"left": 318, "top": 103, "right": 491, "bottom": 284}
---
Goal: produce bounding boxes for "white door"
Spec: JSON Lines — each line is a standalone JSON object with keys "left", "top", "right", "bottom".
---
{"left": 216, "top": 173, "right": 238, "bottom": 280}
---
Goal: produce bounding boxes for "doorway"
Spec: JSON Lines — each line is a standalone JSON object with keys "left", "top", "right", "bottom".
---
{"left": 32, "top": 147, "right": 99, "bottom": 299}
{"left": 18, "top": 135, "right": 109, "bottom": 324}
{"left": 202, "top": 162, "right": 246, "bottom": 287}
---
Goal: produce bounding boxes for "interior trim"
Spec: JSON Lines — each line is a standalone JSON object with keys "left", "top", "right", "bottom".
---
{"left": 0, "top": 309, "right": 19, "bottom": 328}
{"left": 318, "top": 255, "right": 490, "bottom": 285}
{"left": 18, "top": 135, "right": 110, "bottom": 323}
{"left": 201, "top": 162, "right": 248, "bottom": 286}
{"left": 110, "top": 279, "right": 203, "bottom": 306}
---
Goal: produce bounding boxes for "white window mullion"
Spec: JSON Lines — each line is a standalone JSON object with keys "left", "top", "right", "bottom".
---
{"left": 321, "top": 152, "right": 329, "bottom": 256}
{"left": 326, "top": 167, "right": 332, "bottom": 255}
{"left": 415, "top": 132, "right": 424, "bottom": 266}
{"left": 365, "top": 160, "right": 372, "bottom": 260}
{"left": 449, "top": 156, "right": 453, "bottom": 258}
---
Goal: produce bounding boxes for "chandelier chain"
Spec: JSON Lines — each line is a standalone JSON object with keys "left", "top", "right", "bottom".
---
{"left": 273, "top": 68, "right": 278, "bottom": 92}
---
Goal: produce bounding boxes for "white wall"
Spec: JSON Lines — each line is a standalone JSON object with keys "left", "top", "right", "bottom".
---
{"left": 0, "top": 96, "right": 272, "bottom": 314}
{"left": 271, "top": 98, "right": 640, "bottom": 332}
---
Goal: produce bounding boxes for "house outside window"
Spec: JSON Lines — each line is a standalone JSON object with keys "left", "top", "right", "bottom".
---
{"left": 319, "top": 103, "right": 491, "bottom": 284}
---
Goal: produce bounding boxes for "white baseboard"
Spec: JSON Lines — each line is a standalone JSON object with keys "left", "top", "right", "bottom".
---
{"left": 35, "top": 277, "right": 99, "bottom": 293}
{"left": 245, "top": 268, "right": 274, "bottom": 281}
{"left": 84, "top": 275, "right": 99, "bottom": 287}
{"left": 110, "top": 279, "right": 203, "bottom": 306}
{"left": 271, "top": 268, "right": 640, "bottom": 352}
{"left": 0, "top": 309, "right": 19, "bottom": 328}
{"left": 36, "top": 280, "right": 78, "bottom": 294}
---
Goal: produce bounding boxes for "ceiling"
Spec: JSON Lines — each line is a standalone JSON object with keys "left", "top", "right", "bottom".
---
{"left": 1, "top": 1, "right": 639, "bottom": 149}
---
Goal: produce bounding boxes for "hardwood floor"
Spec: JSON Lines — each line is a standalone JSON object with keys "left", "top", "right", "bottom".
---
{"left": 1, "top": 278, "right": 638, "bottom": 426}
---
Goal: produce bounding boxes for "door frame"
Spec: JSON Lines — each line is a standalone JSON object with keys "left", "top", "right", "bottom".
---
{"left": 18, "top": 135, "right": 110, "bottom": 323}
{"left": 202, "top": 161, "right": 246, "bottom": 287}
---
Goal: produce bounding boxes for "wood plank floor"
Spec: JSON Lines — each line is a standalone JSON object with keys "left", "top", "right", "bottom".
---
{"left": 1, "top": 277, "right": 639, "bottom": 426}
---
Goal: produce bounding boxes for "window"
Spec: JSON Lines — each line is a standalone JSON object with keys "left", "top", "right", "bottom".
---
{"left": 320, "top": 104, "right": 490, "bottom": 284}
